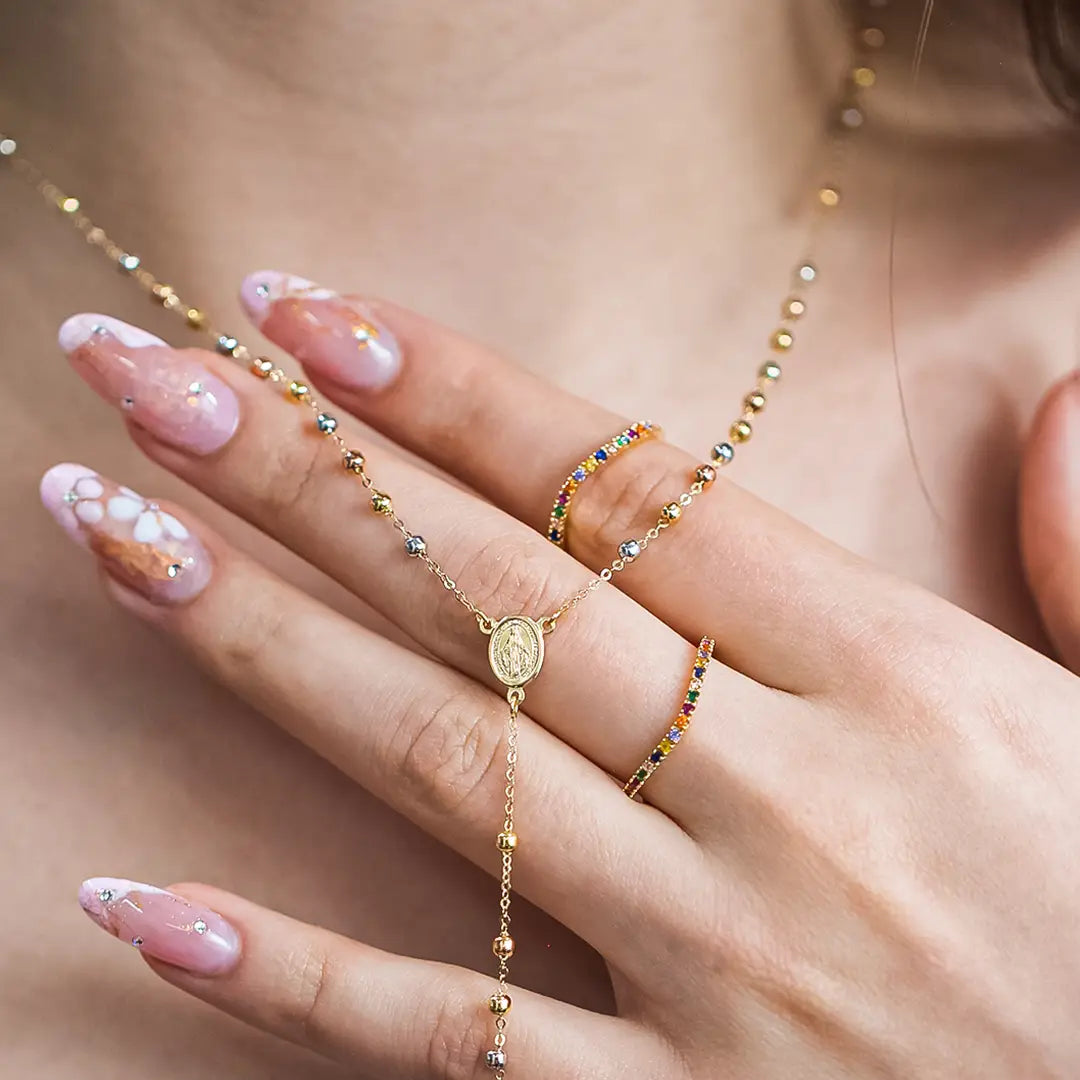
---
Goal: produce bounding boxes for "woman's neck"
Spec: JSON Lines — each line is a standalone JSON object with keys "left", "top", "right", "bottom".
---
{"left": 3, "top": 1, "right": 1078, "bottom": 362}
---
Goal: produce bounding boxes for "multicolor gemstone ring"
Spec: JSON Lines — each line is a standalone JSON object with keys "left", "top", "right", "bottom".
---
{"left": 547, "top": 421, "right": 661, "bottom": 547}
{"left": 623, "top": 636, "right": 715, "bottom": 800}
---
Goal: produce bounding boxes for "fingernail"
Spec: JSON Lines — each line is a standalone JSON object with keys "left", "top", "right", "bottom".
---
{"left": 239, "top": 270, "right": 401, "bottom": 390}
{"left": 40, "top": 463, "right": 212, "bottom": 604}
{"left": 79, "top": 878, "right": 240, "bottom": 976}
{"left": 59, "top": 313, "right": 240, "bottom": 455}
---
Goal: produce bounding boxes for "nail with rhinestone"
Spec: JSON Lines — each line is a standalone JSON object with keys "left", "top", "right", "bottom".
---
{"left": 59, "top": 314, "right": 240, "bottom": 455}
{"left": 239, "top": 270, "right": 402, "bottom": 390}
{"left": 41, "top": 464, "right": 212, "bottom": 603}
{"left": 79, "top": 878, "right": 240, "bottom": 976}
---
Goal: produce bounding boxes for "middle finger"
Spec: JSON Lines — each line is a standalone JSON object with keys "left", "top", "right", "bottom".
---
{"left": 58, "top": 313, "right": 781, "bottom": 812}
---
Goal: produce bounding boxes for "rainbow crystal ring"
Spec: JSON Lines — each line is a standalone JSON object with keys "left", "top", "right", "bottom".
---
{"left": 623, "top": 636, "right": 715, "bottom": 800}
{"left": 547, "top": 421, "right": 660, "bottom": 547}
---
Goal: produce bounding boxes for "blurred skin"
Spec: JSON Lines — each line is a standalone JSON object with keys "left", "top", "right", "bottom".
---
{"left": 0, "top": 1, "right": 1078, "bottom": 1075}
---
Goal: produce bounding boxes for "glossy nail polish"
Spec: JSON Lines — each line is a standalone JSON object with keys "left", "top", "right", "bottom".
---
{"left": 239, "top": 270, "right": 401, "bottom": 390}
{"left": 79, "top": 878, "right": 240, "bottom": 976}
{"left": 60, "top": 313, "right": 240, "bottom": 455}
{"left": 40, "top": 463, "right": 212, "bottom": 604}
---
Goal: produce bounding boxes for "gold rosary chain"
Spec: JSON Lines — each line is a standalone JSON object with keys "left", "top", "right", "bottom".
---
{"left": 0, "top": 20, "right": 882, "bottom": 1071}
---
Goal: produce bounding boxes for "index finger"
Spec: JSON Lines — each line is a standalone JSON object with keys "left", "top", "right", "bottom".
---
{"left": 240, "top": 272, "right": 873, "bottom": 695}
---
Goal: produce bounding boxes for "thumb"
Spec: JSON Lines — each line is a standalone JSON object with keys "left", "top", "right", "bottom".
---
{"left": 1020, "top": 372, "right": 1080, "bottom": 673}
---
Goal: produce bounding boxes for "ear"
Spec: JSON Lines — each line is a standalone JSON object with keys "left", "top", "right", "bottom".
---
{"left": 1020, "top": 372, "right": 1080, "bottom": 673}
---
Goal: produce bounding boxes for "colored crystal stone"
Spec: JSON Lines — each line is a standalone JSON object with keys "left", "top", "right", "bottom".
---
{"left": 595, "top": 448, "right": 607, "bottom": 462}
{"left": 667, "top": 728, "right": 682, "bottom": 741}
{"left": 674, "top": 717, "right": 691, "bottom": 730}
{"left": 557, "top": 492, "right": 569, "bottom": 505}
{"left": 659, "top": 738, "right": 674, "bottom": 754}
{"left": 553, "top": 507, "right": 565, "bottom": 518}
{"left": 693, "top": 667, "right": 705, "bottom": 678}
{"left": 636, "top": 768, "right": 649, "bottom": 781}
{"left": 687, "top": 690, "right": 700, "bottom": 702}
{"left": 573, "top": 468, "right": 587, "bottom": 481}
{"left": 681, "top": 703, "right": 693, "bottom": 715}
{"left": 585, "top": 459, "right": 597, "bottom": 472}
{"left": 549, "top": 530, "right": 560, "bottom": 541}
{"left": 650, "top": 750, "right": 663, "bottom": 763}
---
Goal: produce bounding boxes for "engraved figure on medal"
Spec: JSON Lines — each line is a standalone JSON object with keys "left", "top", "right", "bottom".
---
{"left": 487, "top": 616, "right": 545, "bottom": 688}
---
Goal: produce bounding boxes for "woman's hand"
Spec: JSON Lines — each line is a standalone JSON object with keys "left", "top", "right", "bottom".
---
{"left": 45, "top": 274, "right": 1080, "bottom": 1079}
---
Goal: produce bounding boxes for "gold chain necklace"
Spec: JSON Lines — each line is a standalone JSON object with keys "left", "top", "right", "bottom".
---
{"left": 0, "top": 16, "right": 881, "bottom": 1073}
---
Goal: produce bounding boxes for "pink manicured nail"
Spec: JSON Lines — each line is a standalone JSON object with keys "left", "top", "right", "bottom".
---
{"left": 239, "top": 270, "right": 401, "bottom": 390}
{"left": 59, "top": 313, "right": 239, "bottom": 455}
{"left": 79, "top": 878, "right": 240, "bottom": 976}
{"left": 40, "top": 463, "right": 212, "bottom": 604}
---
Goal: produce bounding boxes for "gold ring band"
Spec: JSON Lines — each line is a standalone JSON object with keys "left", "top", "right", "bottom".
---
{"left": 547, "top": 421, "right": 660, "bottom": 547}
{"left": 624, "top": 636, "right": 715, "bottom": 799}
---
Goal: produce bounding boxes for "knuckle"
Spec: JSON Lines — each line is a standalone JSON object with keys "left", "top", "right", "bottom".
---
{"left": 280, "top": 940, "right": 340, "bottom": 1049}
{"left": 250, "top": 430, "right": 326, "bottom": 518}
{"left": 442, "top": 530, "right": 562, "bottom": 629}
{"left": 393, "top": 687, "right": 504, "bottom": 822}
{"left": 423, "top": 979, "right": 493, "bottom": 1080}
{"left": 424, "top": 348, "right": 505, "bottom": 458}
{"left": 570, "top": 449, "right": 680, "bottom": 559}
{"left": 215, "top": 591, "right": 290, "bottom": 676}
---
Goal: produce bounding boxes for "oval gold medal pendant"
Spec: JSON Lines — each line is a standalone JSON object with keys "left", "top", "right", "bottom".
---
{"left": 487, "top": 615, "right": 545, "bottom": 688}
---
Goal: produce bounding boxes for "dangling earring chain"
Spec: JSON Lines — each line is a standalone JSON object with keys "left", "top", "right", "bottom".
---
{"left": 0, "top": 12, "right": 884, "bottom": 1074}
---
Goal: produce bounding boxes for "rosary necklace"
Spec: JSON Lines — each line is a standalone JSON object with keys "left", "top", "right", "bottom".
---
{"left": 1, "top": 13, "right": 883, "bottom": 1074}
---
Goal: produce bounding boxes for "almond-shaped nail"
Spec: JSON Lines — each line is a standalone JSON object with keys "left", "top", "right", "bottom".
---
{"left": 79, "top": 878, "right": 240, "bottom": 976}
{"left": 239, "top": 270, "right": 401, "bottom": 390}
{"left": 60, "top": 313, "right": 240, "bottom": 455}
{"left": 41, "top": 463, "right": 212, "bottom": 604}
